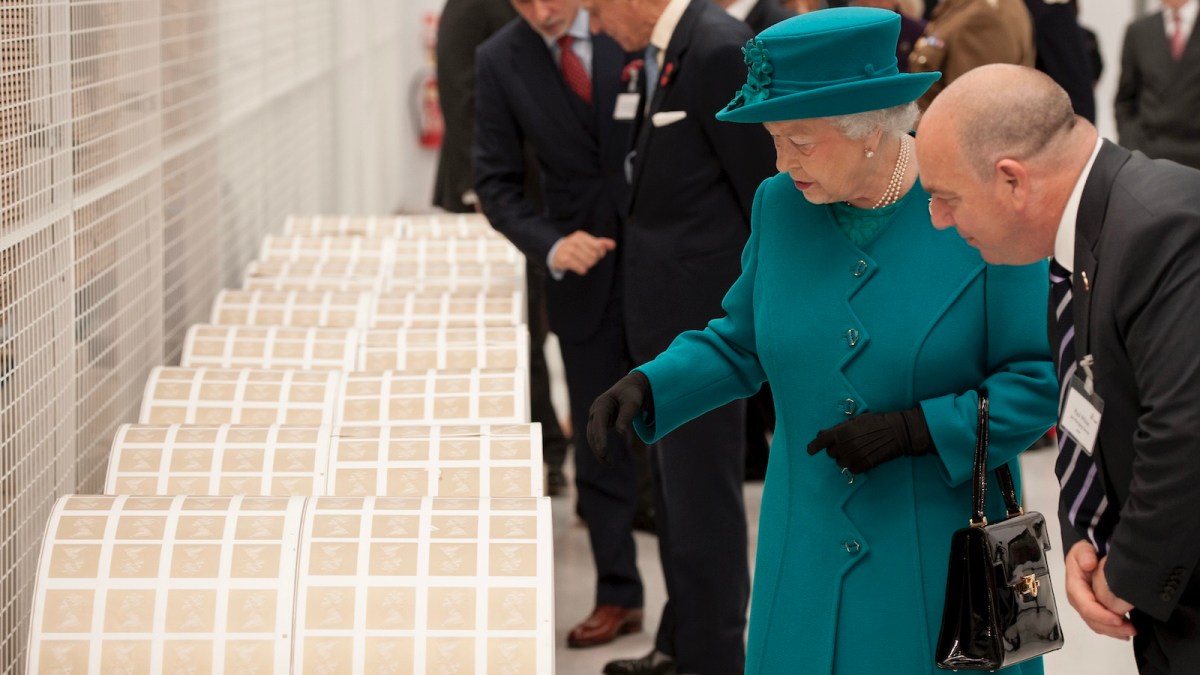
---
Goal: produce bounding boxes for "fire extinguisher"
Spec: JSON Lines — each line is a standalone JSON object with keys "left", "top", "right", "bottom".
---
{"left": 412, "top": 67, "right": 444, "bottom": 149}
{"left": 412, "top": 12, "right": 444, "bottom": 150}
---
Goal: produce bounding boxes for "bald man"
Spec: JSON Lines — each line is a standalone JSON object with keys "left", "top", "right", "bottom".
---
{"left": 916, "top": 63, "right": 1200, "bottom": 673}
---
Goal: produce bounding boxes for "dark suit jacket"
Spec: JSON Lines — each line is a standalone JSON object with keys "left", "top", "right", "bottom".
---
{"left": 624, "top": 0, "right": 776, "bottom": 363}
{"left": 744, "top": 0, "right": 795, "bottom": 34}
{"left": 433, "top": 0, "right": 518, "bottom": 212}
{"left": 474, "top": 20, "right": 632, "bottom": 343}
{"left": 1062, "top": 141, "right": 1200, "bottom": 624}
{"left": 1024, "top": 0, "right": 1095, "bottom": 121}
{"left": 1115, "top": 12, "right": 1200, "bottom": 170}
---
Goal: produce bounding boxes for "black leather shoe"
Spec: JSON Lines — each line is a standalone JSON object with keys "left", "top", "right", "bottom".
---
{"left": 603, "top": 649, "right": 676, "bottom": 675}
{"left": 546, "top": 468, "right": 567, "bottom": 497}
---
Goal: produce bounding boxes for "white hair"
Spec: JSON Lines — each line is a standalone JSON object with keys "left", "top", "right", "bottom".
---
{"left": 896, "top": 0, "right": 924, "bottom": 18}
{"left": 825, "top": 102, "right": 920, "bottom": 140}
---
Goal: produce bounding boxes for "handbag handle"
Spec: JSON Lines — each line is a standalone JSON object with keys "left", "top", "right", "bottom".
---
{"left": 969, "top": 391, "right": 1023, "bottom": 527}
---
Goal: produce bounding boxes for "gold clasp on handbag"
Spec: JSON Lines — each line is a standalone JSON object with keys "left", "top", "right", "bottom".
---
{"left": 1015, "top": 573, "right": 1040, "bottom": 599}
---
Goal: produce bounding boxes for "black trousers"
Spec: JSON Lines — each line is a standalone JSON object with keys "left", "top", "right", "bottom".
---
{"left": 651, "top": 400, "right": 749, "bottom": 674}
{"left": 525, "top": 262, "right": 569, "bottom": 474}
{"left": 1131, "top": 601, "right": 1200, "bottom": 674}
{"left": 559, "top": 292, "right": 645, "bottom": 608}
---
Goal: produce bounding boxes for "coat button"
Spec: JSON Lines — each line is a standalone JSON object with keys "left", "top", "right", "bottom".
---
{"left": 1161, "top": 592, "right": 1173, "bottom": 602}
{"left": 846, "top": 328, "right": 860, "bottom": 347}
{"left": 842, "top": 540, "right": 861, "bottom": 554}
{"left": 852, "top": 260, "right": 868, "bottom": 277}
{"left": 840, "top": 398, "right": 858, "bottom": 415}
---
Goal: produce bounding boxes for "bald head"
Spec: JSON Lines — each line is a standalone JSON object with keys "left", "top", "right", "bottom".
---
{"left": 923, "top": 64, "right": 1079, "bottom": 179}
{"left": 915, "top": 65, "right": 1099, "bottom": 265}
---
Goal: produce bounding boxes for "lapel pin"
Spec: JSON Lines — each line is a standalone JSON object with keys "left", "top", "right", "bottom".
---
{"left": 1080, "top": 270, "right": 1090, "bottom": 292}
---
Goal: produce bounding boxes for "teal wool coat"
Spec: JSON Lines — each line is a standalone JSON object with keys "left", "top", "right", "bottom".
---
{"left": 634, "top": 173, "right": 1058, "bottom": 674}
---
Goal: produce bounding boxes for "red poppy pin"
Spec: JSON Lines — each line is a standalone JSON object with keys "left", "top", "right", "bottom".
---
{"left": 660, "top": 62, "right": 677, "bottom": 88}
{"left": 622, "top": 58, "right": 645, "bottom": 84}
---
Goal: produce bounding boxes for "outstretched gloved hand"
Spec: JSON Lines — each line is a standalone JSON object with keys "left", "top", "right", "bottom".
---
{"left": 805, "top": 407, "right": 934, "bottom": 474}
{"left": 587, "top": 371, "right": 653, "bottom": 465}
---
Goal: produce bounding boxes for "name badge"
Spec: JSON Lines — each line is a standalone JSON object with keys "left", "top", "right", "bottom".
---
{"left": 1060, "top": 374, "right": 1104, "bottom": 455}
{"left": 613, "top": 93, "right": 640, "bottom": 120}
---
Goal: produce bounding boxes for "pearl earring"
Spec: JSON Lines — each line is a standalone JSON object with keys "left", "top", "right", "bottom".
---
{"left": 865, "top": 149, "right": 876, "bottom": 159}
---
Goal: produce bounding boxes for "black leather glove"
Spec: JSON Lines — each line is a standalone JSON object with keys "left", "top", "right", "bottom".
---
{"left": 587, "top": 371, "right": 653, "bottom": 465}
{"left": 805, "top": 407, "right": 934, "bottom": 474}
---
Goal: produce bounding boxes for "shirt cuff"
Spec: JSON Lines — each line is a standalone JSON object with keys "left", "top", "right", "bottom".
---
{"left": 546, "top": 239, "right": 566, "bottom": 281}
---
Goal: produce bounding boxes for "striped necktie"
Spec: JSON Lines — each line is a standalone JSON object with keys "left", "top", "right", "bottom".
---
{"left": 1050, "top": 258, "right": 1116, "bottom": 555}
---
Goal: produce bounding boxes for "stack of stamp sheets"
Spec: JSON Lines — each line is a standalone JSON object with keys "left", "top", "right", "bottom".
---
{"left": 209, "top": 289, "right": 527, "bottom": 328}
{"left": 27, "top": 495, "right": 553, "bottom": 674}
{"left": 27, "top": 213, "right": 556, "bottom": 673}
{"left": 139, "top": 367, "right": 530, "bottom": 426}
{"left": 243, "top": 232, "right": 527, "bottom": 294}
{"left": 179, "top": 325, "right": 528, "bottom": 372}
{"left": 283, "top": 213, "right": 503, "bottom": 240}
{"left": 104, "top": 423, "right": 545, "bottom": 499}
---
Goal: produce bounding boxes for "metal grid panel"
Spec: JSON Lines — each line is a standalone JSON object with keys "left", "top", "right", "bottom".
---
{"left": 0, "top": 3, "right": 72, "bottom": 240}
{"left": 72, "top": 172, "right": 166, "bottom": 494}
{"left": 160, "top": 0, "right": 220, "bottom": 365}
{"left": 0, "top": 218, "right": 76, "bottom": 673}
{"left": 0, "top": 2, "right": 417, "bottom": 670}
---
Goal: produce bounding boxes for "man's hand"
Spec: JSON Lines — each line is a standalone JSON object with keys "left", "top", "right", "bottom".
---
{"left": 551, "top": 231, "right": 616, "bottom": 276}
{"left": 1093, "top": 556, "right": 1136, "bottom": 617}
{"left": 1065, "top": 541, "right": 1137, "bottom": 640}
{"left": 586, "top": 372, "right": 651, "bottom": 465}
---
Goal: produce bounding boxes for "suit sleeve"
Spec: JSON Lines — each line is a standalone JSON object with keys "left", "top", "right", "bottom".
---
{"left": 1103, "top": 208, "right": 1200, "bottom": 621}
{"left": 696, "top": 42, "right": 777, "bottom": 222}
{"left": 1114, "top": 23, "right": 1144, "bottom": 151}
{"left": 1029, "top": 3, "right": 1096, "bottom": 122}
{"left": 435, "top": 0, "right": 513, "bottom": 209}
{"left": 920, "top": 261, "right": 1059, "bottom": 488}
{"left": 632, "top": 180, "right": 770, "bottom": 441}
{"left": 472, "top": 44, "right": 563, "bottom": 263}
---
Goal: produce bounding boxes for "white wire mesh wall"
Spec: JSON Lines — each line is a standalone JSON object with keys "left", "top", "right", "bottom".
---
{"left": 0, "top": 1, "right": 427, "bottom": 670}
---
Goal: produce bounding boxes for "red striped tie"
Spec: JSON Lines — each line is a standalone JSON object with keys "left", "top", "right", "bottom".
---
{"left": 558, "top": 35, "right": 592, "bottom": 105}
{"left": 1171, "top": 9, "right": 1186, "bottom": 61}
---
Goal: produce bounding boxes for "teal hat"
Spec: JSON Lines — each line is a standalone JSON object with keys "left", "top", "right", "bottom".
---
{"left": 716, "top": 7, "right": 941, "bottom": 123}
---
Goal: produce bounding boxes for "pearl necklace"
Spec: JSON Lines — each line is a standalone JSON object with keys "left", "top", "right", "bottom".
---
{"left": 872, "top": 135, "right": 910, "bottom": 209}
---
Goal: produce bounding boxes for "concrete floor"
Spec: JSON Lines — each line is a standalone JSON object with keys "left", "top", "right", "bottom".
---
{"left": 547, "top": 445, "right": 1138, "bottom": 674}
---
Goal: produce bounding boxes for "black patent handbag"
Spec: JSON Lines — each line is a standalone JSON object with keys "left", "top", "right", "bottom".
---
{"left": 935, "top": 392, "right": 1065, "bottom": 671}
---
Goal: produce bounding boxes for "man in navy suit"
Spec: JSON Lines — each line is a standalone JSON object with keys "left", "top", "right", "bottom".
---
{"left": 584, "top": 0, "right": 777, "bottom": 672}
{"left": 473, "top": 0, "right": 647, "bottom": 650}
{"left": 714, "top": 0, "right": 796, "bottom": 34}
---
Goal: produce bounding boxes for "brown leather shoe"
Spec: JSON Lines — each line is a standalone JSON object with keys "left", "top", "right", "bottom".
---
{"left": 566, "top": 605, "right": 644, "bottom": 648}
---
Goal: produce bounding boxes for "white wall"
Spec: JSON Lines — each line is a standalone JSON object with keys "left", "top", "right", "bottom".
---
{"left": 1080, "top": 0, "right": 1147, "bottom": 140}
{"left": 394, "top": 0, "right": 451, "bottom": 213}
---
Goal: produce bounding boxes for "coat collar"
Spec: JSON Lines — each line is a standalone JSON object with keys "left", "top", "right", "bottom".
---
{"left": 1071, "top": 140, "right": 1133, "bottom": 358}
{"left": 629, "top": 0, "right": 704, "bottom": 196}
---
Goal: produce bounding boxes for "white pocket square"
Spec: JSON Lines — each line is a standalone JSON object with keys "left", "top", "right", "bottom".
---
{"left": 651, "top": 111, "right": 687, "bottom": 127}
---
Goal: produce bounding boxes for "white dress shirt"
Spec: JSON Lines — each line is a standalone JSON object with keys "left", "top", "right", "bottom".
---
{"left": 1053, "top": 137, "right": 1105, "bottom": 272}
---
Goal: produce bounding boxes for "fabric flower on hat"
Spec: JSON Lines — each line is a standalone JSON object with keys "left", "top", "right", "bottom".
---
{"left": 732, "top": 38, "right": 773, "bottom": 109}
